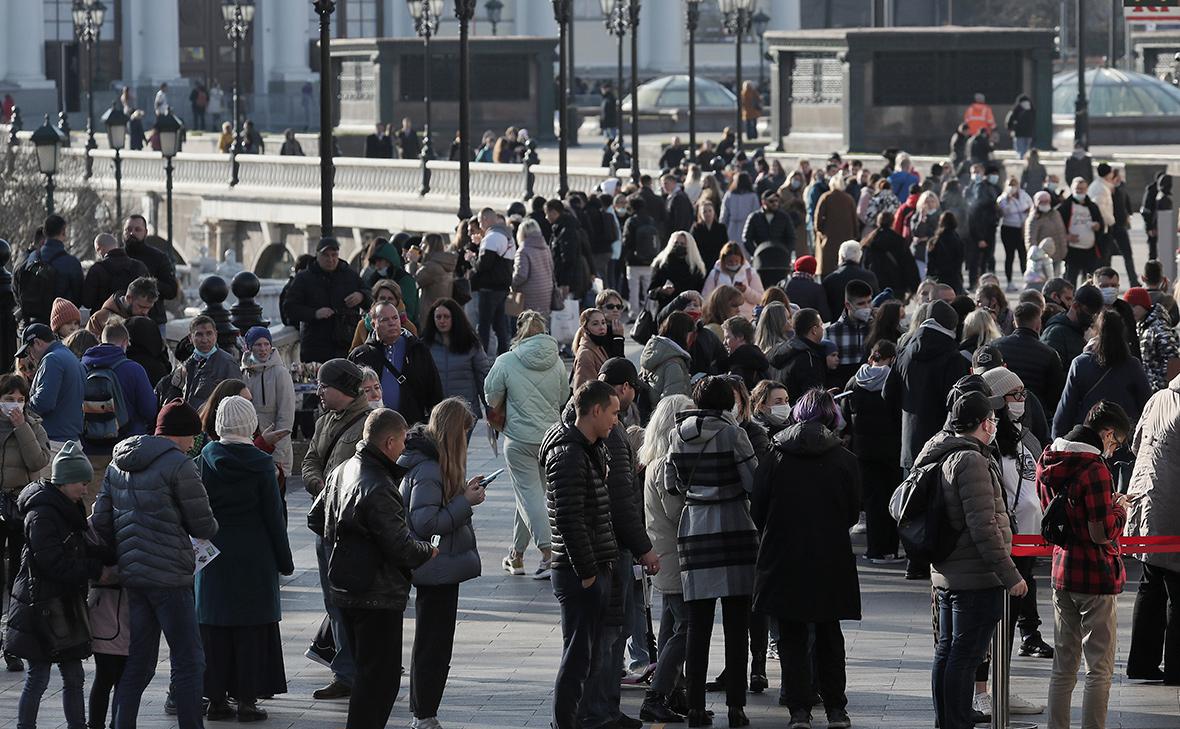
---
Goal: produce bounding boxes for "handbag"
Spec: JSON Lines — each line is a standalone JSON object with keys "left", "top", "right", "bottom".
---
{"left": 0, "top": 489, "right": 20, "bottom": 535}
{"left": 630, "top": 306, "right": 657, "bottom": 346}
{"left": 327, "top": 519, "right": 381, "bottom": 593}
{"left": 451, "top": 276, "right": 472, "bottom": 306}
{"left": 32, "top": 591, "right": 92, "bottom": 660}
{"left": 505, "top": 291, "right": 526, "bottom": 318}
{"left": 550, "top": 284, "right": 565, "bottom": 312}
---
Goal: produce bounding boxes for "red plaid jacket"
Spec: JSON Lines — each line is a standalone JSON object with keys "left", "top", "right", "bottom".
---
{"left": 1036, "top": 442, "right": 1127, "bottom": 595}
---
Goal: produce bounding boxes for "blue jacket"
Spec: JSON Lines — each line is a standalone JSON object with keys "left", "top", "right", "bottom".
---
{"left": 81, "top": 344, "right": 158, "bottom": 451}
{"left": 27, "top": 239, "right": 84, "bottom": 305}
{"left": 28, "top": 341, "right": 85, "bottom": 443}
{"left": 1052, "top": 352, "right": 1152, "bottom": 439}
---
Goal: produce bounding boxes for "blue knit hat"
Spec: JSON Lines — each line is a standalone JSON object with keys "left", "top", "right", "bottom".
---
{"left": 871, "top": 288, "right": 895, "bottom": 307}
{"left": 244, "top": 326, "right": 272, "bottom": 349}
{"left": 821, "top": 339, "right": 838, "bottom": 356}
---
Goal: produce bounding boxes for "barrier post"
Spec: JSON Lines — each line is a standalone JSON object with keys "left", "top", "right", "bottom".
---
{"left": 991, "top": 594, "right": 1037, "bottom": 729}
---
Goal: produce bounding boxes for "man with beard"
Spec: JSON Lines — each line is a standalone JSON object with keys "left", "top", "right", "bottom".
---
{"left": 121, "top": 215, "right": 179, "bottom": 329}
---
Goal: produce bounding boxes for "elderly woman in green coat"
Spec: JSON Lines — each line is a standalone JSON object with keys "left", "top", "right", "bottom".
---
{"left": 196, "top": 396, "right": 293, "bottom": 722}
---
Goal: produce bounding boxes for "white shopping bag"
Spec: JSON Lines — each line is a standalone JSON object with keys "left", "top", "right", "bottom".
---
{"left": 549, "top": 296, "right": 580, "bottom": 345}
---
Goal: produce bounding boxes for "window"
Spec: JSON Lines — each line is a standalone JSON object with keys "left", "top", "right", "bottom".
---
{"left": 43, "top": 0, "right": 116, "bottom": 42}
{"left": 344, "top": 0, "right": 379, "bottom": 38}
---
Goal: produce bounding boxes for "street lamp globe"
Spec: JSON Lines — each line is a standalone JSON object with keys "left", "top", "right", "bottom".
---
{"left": 751, "top": 9, "right": 769, "bottom": 37}
{"left": 717, "top": 0, "right": 734, "bottom": 14}
{"left": 598, "top": 0, "right": 617, "bottom": 17}
{"left": 101, "top": 102, "right": 128, "bottom": 150}
{"left": 734, "top": 0, "right": 754, "bottom": 11}
{"left": 155, "top": 112, "right": 184, "bottom": 158}
{"left": 31, "top": 114, "right": 64, "bottom": 175}
{"left": 221, "top": 0, "right": 255, "bottom": 26}
{"left": 485, "top": 0, "right": 503, "bottom": 28}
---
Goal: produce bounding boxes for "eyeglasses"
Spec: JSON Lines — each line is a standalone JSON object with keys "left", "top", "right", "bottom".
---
{"left": 1005, "top": 390, "right": 1027, "bottom": 402}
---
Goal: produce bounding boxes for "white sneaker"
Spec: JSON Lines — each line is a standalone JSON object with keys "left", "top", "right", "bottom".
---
{"left": 850, "top": 513, "right": 867, "bottom": 535}
{"left": 972, "top": 692, "right": 992, "bottom": 716}
{"left": 532, "top": 560, "right": 552, "bottom": 580}
{"left": 413, "top": 719, "right": 441, "bottom": 729}
{"left": 1009, "top": 693, "right": 1044, "bottom": 715}
{"left": 502, "top": 553, "right": 525, "bottom": 576}
{"left": 868, "top": 554, "right": 907, "bottom": 565}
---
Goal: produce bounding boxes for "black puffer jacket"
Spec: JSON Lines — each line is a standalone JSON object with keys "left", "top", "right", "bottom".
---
{"left": 771, "top": 336, "right": 828, "bottom": 405}
{"left": 285, "top": 260, "right": 370, "bottom": 363}
{"left": 541, "top": 418, "right": 618, "bottom": 578}
{"left": 728, "top": 343, "right": 770, "bottom": 391}
{"left": 884, "top": 325, "right": 971, "bottom": 470}
{"left": 309, "top": 441, "right": 434, "bottom": 611}
{"left": 81, "top": 249, "right": 150, "bottom": 312}
{"left": 348, "top": 330, "right": 443, "bottom": 428}
{"left": 994, "top": 327, "right": 1066, "bottom": 416}
{"left": 6, "top": 482, "right": 104, "bottom": 662}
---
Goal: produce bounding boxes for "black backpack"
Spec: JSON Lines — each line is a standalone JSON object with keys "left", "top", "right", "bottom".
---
{"left": 17, "top": 248, "right": 62, "bottom": 325}
{"left": 633, "top": 218, "right": 660, "bottom": 263}
{"left": 888, "top": 450, "right": 962, "bottom": 563}
{"left": 1040, "top": 487, "right": 1073, "bottom": 548}
{"left": 278, "top": 278, "right": 295, "bottom": 327}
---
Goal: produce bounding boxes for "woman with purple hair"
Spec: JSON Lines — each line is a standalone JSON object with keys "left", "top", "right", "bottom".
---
{"left": 751, "top": 388, "right": 861, "bottom": 729}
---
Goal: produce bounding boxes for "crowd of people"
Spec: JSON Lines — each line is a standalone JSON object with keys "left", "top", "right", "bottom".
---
{"left": 2, "top": 117, "right": 1180, "bottom": 729}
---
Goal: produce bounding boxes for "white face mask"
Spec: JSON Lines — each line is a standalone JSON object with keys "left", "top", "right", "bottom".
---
{"left": 981, "top": 419, "right": 997, "bottom": 446}
{"left": 1037, "top": 203, "right": 1051, "bottom": 213}
{"left": 1100, "top": 286, "right": 1118, "bottom": 305}
{"left": 769, "top": 404, "right": 791, "bottom": 421}
{"left": 852, "top": 306, "right": 872, "bottom": 323}
{"left": 1007, "top": 401, "right": 1025, "bottom": 420}
{"left": 729, "top": 405, "right": 741, "bottom": 420}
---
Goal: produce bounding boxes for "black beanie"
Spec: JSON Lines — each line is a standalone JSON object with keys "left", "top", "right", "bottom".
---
{"left": 318, "top": 358, "right": 363, "bottom": 398}
{"left": 929, "top": 300, "right": 959, "bottom": 332}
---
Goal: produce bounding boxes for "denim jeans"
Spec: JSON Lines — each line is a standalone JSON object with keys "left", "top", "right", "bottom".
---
{"left": 624, "top": 575, "right": 651, "bottom": 670}
{"left": 113, "top": 587, "right": 206, "bottom": 729}
{"left": 552, "top": 565, "right": 611, "bottom": 729}
{"left": 316, "top": 535, "right": 356, "bottom": 685}
{"left": 18, "top": 660, "right": 85, "bottom": 729}
{"left": 503, "top": 438, "right": 552, "bottom": 556}
{"left": 650, "top": 592, "right": 688, "bottom": 696}
{"left": 580, "top": 551, "right": 632, "bottom": 729}
{"left": 478, "top": 289, "right": 510, "bottom": 357}
{"left": 931, "top": 587, "right": 1004, "bottom": 729}
{"left": 1014, "top": 137, "right": 1033, "bottom": 158}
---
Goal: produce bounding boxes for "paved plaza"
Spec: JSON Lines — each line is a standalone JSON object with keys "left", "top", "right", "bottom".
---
{"left": 1, "top": 420, "right": 1179, "bottom": 729}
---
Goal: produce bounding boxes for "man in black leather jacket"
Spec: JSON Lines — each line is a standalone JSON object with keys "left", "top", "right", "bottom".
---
{"left": 309, "top": 408, "right": 436, "bottom": 729}
{"left": 541, "top": 381, "right": 621, "bottom": 729}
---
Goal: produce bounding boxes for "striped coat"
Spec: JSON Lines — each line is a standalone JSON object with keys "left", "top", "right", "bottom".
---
{"left": 665, "top": 410, "right": 758, "bottom": 601}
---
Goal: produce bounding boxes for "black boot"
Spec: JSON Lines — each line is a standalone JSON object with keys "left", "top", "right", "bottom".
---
{"left": 686, "top": 709, "right": 713, "bottom": 727}
{"left": 727, "top": 707, "right": 749, "bottom": 728}
{"left": 640, "top": 691, "right": 685, "bottom": 723}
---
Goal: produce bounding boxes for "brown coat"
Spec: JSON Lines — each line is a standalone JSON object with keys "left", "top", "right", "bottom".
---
{"left": 0, "top": 413, "right": 50, "bottom": 494}
{"left": 571, "top": 339, "right": 608, "bottom": 392}
{"left": 86, "top": 294, "right": 133, "bottom": 337}
{"left": 814, "top": 189, "right": 860, "bottom": 276}
{"left": 413, "top": 251, "right": 458, "bottom": 328}
{"left": 741, "top": 85, "right": 762, "bottom": 122}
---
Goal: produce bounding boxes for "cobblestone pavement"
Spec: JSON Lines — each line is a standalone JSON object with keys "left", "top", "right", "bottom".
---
{"left": 3, "top": 231, "right": 1179, "bottom": 728}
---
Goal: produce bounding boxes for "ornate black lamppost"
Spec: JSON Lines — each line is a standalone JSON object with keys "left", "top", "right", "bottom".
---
{"left": 485, "top": 0, "right": 502, "bottom": 35}
{"left": 32, "top": 115, "right": 65, "bottom": 216}
{"left": 456, "top": 0, "right": 476, "bottom": 219}
{"left": 751, "top": 9, "right": 769, "bottom": 97}
{"left": 686, "top": 0, "right": 701, "bottom": 161}
{"left": 1074, "top": 0, "right": 1088, "bottom": 150}
{"left": 601, "top": 0, "right": 627, "bottom": 174}
{"left": 101, "top": 101, "right": 127, "bottom": 222}
{"left": 72, "top": 0, "right": 106, "bottom": 177}
{"left": 154, "top": 111, "right": 183, "bottom": 245}
{"left": 314, "top": 0, "right": 336, "bottom": 236}
{"left": 222, "top": 0, "right": 255, "bottom": 185}
{"left": 627, "top": 0, "right": 641, "bottom": 185}
{"left": 408, "top": 0, "right": 443, "bottom": 195}
{"left": 552, "top": 0, "right": 571, "bottom": 196}
{"left": 719, "top": 0, "right": 754, "bottom": 154}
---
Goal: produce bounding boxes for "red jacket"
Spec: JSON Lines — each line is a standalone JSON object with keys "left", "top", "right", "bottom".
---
{"left": 1036, "top": 436, "right": 1127, "bottom": 595}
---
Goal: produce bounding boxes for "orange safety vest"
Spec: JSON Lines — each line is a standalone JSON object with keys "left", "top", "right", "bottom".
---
{"left": 963, "top": 103, "right": 996, "bottom": 136}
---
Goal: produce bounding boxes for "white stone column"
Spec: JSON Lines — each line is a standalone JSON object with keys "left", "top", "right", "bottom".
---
{"left": 5, "top": 0, "right": 51, "bottom": 86}
{"left": 263, "top": 0, "right": 316, "bottom": 82}
{"left": 123, "top": 0, "right": 181, "bottom": 85}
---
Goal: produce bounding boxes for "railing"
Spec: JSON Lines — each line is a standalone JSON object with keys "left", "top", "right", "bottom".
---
{"left": 17, "top": 136, "right": 646, "bottom": 228}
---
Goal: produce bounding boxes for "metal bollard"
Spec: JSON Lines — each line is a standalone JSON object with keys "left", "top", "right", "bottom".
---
{"left": 991, "top": 594, "right": 1037, "bottom": 729}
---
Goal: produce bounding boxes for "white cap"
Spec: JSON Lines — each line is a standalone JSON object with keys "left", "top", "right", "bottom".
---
{"left": 216, "top": 395, "right": 258, "bottom": 440}
{"left": 839, "top": 239, "right": 863, "bottom": 264}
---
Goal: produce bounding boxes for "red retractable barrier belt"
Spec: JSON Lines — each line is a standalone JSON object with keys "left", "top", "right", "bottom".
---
{"left": 1011, "top": 534, "right": 1180, "bottom": 557}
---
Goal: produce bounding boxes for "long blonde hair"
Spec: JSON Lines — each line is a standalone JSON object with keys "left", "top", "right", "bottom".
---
{"left": 651, "top": 230, "right": 707, "bottom": 277}
{"left": 962, "top": 309, "right": 1002, "bottom": 348}
{"left": 754, "top": 302, "right": 792, "bottom": 352}
{"left": 639, "top": 394, "right": 694, "bottom": 465}
{"left": 425, "top": 397, "right": 476, "bottom": 500}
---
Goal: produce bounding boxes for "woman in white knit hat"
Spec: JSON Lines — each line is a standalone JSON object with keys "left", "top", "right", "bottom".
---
{"left": 195, "top": 395, "right": 294, "bottom": 721}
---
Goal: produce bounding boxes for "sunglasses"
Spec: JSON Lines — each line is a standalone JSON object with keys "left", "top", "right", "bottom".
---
{"left": 602, "top": 304, "right": 625, "bottom": 311}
